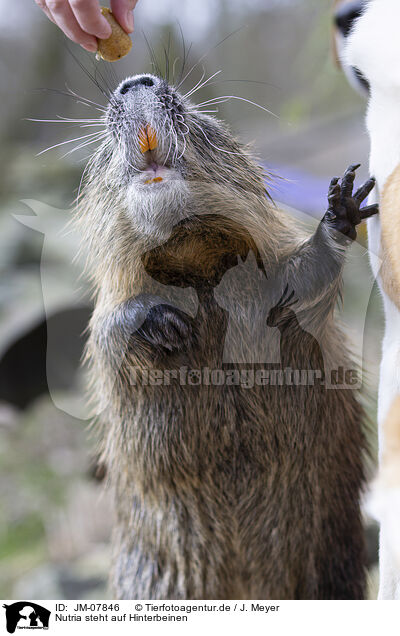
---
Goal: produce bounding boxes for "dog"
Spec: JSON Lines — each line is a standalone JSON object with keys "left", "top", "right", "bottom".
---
{"left": 339, "top": 0, "right": 400, "bottom": 599}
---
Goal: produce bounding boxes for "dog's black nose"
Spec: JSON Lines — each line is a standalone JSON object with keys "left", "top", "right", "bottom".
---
{"left": 119, "top": 75, "right": 155, "bottom": 95}
{"left": 335, "top": 1, "right": 364, "bottom": 38}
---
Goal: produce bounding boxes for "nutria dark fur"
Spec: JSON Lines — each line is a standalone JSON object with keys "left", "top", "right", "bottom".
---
{"left": 77, "top": 73, "right": 377, "bottom": 599}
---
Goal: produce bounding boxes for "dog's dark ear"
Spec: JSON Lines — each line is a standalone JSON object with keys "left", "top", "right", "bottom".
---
{"left": 335, "top": 0, "right": 364, "bottom": 38}
{"left": 332, "top": 1, "right": 370, "bottom": 97}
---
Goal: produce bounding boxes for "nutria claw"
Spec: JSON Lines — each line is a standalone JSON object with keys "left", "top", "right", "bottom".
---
{"left": 323, "top": 164, "right": 379, "bottom": 241}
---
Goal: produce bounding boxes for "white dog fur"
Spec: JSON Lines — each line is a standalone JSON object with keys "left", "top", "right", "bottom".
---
{"left": 345, "top": 0, "right": 400, "bottom": 599}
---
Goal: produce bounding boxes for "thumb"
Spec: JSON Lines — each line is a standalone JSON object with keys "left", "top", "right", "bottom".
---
{"left": 110, "top": 0, "right": 139, "bottom": 34}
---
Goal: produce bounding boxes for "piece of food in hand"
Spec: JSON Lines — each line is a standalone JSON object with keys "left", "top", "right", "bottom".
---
{"left": 96, "top": 7, "right": 132, "bottom": 62}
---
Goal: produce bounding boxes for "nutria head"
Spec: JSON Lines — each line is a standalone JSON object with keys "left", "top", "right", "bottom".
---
{"left": 86, "top": 73, "right": 268, "bottom": 238}
{"left": 78, "top": 73, "right": 281, "bottom": 295}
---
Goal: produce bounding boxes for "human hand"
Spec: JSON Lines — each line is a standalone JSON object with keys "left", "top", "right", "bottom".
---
{"left": 34, "top": 0, "right": 139, "bottom": 52}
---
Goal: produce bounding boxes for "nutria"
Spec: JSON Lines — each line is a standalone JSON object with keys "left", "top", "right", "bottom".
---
{"left": 76, "top": 72, "right": 378, "bottom": 599}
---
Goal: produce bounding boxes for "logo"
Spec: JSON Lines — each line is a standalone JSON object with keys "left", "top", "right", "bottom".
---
{"left": 2, "top": 603, "right": 51, "bottom": 633}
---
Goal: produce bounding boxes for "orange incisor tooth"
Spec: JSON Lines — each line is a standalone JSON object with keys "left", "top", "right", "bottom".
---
{"left": 144, "top": 177, "right": 163, "bottom": 185}
{"left": 139, "top": 125, "right": 158, "bottom": 153}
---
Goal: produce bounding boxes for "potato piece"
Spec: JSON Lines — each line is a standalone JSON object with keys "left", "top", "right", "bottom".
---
{"left": 96, "top": 7, "right": 132, "bottom": 62}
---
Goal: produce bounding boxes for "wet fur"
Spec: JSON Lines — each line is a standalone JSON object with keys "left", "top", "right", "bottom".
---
{"left": 77, "top": 74, "right": 368, "bottom": 599}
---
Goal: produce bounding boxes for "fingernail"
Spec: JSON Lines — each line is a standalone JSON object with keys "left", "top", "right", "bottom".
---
{"left": 83, "top": 42, "right": 98, "bottom": 53}
{"left": 99, "top": 19, "right": 112, "bottom": 39}
{"left": 126, "top": 10, "right": 134, "bottom": 32}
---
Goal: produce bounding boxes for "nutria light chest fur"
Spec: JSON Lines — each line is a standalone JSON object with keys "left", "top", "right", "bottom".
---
{"left": 77, "top": 72, "right": 377, "bottom": 599}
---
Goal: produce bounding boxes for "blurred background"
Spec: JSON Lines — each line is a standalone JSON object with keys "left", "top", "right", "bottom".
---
{"left": 0, "top": 0, "right": 382, "bottom": 599}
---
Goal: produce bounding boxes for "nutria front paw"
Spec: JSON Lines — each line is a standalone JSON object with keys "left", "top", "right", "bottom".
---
{"left": 135, "top": 301, "right": 195, "bottom": 353}
{"left": 323, "top": 164, "right": 378, "bottom": 242}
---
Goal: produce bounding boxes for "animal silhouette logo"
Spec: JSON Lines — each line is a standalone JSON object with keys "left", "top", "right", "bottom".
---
{"left": 2, "top": 602, "right": 51, "bottom": 633}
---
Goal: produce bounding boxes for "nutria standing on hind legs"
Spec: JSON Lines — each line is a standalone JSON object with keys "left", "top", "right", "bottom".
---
{"left": 77, "top": 72, "right": 378, "bottom": 599}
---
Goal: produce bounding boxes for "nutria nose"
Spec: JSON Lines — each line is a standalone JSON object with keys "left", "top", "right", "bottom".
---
{"left": 119, "top": 76, "right": 155, "bottom": 95}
